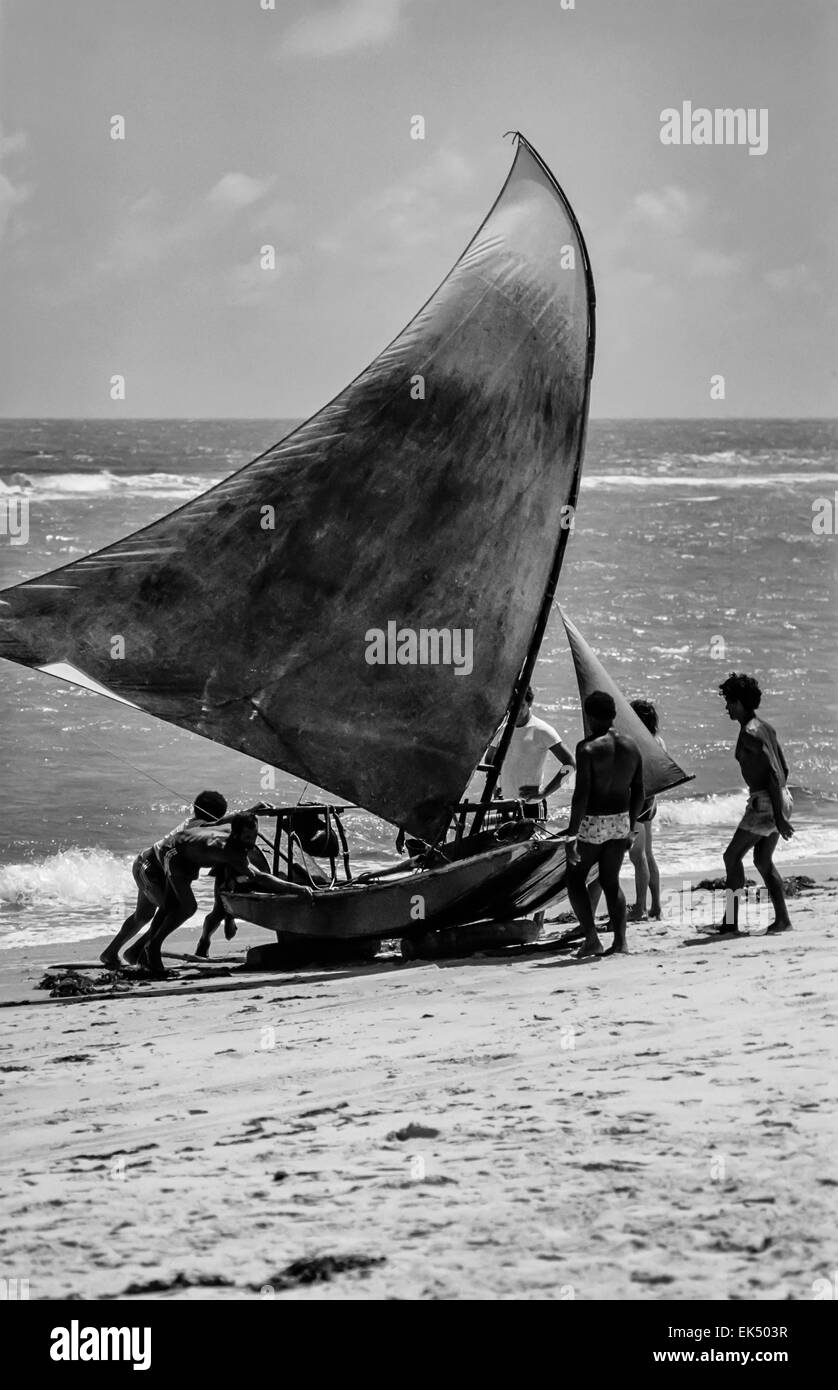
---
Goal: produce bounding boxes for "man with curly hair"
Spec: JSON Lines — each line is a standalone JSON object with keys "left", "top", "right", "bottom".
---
{"left": 717, "top": 672, "right": 793, "bottom": 933}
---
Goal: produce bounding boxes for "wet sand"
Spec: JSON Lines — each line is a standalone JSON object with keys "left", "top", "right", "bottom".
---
{"left": 0, "top": 860, "right": 836, "bottom": 1301}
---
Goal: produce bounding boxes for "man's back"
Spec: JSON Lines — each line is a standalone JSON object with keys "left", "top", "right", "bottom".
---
{"left": 582, "top": 731, "right": 642, "bottom": 813}
{"left": 160, "top": 823, "right": 248, "bottom": 884}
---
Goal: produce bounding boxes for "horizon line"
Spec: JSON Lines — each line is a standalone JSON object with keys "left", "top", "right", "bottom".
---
{"left": 1, "top": 414, "right": 836, "bottom": 424}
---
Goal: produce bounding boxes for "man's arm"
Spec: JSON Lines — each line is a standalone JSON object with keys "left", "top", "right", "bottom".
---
{"left": 566, "top": 744, "right": 591, "bottom": 837}
{"left": 765, "top": 777, "right": 789, "bottom": 835}
{"left": 564, "top": 744, "right": 591, "bottom": 865}
{"left": 248, "top": 844, "right": 272, "bottom": 874}
{"left": 770, "top": 725, "right": 790, "bottom": 782}
{"left": 539, "top": 741, "right": 576, "bottom": 799}
{"left": 762, "top": 754, "right": 793, "bottom": 839}
{"left": 242, "top": 868, "right": 314, "bottom": 900}
{"left": 747, "top": 728, "right": 793, "bottom": 838}
{"left": 629, "top": 753, "right": 645, "bottom": 831}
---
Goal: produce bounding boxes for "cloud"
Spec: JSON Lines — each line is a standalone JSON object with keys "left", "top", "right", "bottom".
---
{"left": 631, "top": 185, "right": 695, "bottom": 237}
{"left": 763, "top": 263, "right": 814, "bottom": 294}
{"left": 223, "top": 253, "right": 296, "bottom": 308}
{"left": 316, "top": 147, "right": 476, "bottom": 266}
{"left": 38, "top": 171, "right": 284, "bottom": 305}
{"left": 207, "top": 172, "right": 274, "bottom": 210}
{"left": 601, "top": 184, "right": 740, "bottom": 284}
{"left": 276, "top": 0, "right": 409, "bottom": 59}
{"left": 0, "top": 129, "right": 26, "bottom": 158}
{"left": 689, "top": 248, "right": 742, "bottom": 279}
{"left": 0, "top": 169, "right": 28, "bottom": 240}
{"left": 98, "top": 173, "right": 274, "bottom": 277}
{"left": 0, "top": 123, "right": 30, "bottom": 243}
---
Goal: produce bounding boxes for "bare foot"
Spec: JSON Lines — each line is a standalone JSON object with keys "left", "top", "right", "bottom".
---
{"left": 649, "top": 906, "right": 662, "bottom": 920}
{"left": 99, "top": 950, "right": 121, "bottom": 969}
{"left": 575, "top": 939, "right": 604, "bottom": 959}
{"left": 627, "top": 905, "right": 647, "bottom": 923}
{"left": 604, "top": 941, "right": 630, "bottom": 955}
{"left": 136, "top": 948, "right": 167, "bottom": 978}
{"left": 766, "top": 920, "right": 792, "bottom": 933}
{"left": 195, "top": 937, "right": 209, "bottom": 959}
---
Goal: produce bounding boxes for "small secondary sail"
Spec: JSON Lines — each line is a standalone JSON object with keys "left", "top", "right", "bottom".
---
{"left": 561, "top": 612, "right": 692, "bottom": 796}
{"left": 0, "top": 136, "right": 594, "bottom": 840}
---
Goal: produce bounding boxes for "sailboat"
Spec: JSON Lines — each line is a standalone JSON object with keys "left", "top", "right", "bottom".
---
{"left": 0, "top": 133, "right": 688, "bottom": 952}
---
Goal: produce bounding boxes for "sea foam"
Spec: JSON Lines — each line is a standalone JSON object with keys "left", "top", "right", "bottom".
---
{"left": 0, "top": 471, "right": 209, "bottom": 501}
{"left": 581, "top": 471, "right": 838, "bottom": 491}
{"left": 0, "top": 847, "right": 129, "bottom": 910}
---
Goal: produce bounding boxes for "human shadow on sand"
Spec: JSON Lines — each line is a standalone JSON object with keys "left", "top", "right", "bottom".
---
{"left": 679, "top": 932, "right": 760, "bottom": 947}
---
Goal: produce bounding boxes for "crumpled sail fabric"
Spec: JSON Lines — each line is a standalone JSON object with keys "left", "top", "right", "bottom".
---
{"left": 0, "top": 136, "right": 594, "bottom": 840}
{"left": 561, "top": 612, "right": 693, "bottom": 797}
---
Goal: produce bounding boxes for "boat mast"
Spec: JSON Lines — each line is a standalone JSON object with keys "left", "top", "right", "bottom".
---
{"left": 478, "top": 133, "right": 596, "bottom": 816}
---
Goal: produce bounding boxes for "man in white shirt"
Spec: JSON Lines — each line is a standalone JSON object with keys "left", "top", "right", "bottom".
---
{"left": 488, "top": 686, "right": 575, "bottom": 802}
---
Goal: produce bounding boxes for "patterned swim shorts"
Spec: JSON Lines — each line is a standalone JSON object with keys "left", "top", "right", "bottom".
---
{"left": 738, "top": 788, "right": 793, "bottom": 837}
{"left": 132, "top": 851, "right": 167, "bottom": 908}
{"left": 577, "top": 812, "right": 631, "bottom": 845}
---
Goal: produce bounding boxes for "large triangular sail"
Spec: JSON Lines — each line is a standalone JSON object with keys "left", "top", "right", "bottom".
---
{"left": 0, "top": 135, "right": 595, "bottom": 840}
{"left": 561, "top": 612, "right": 693, "bottom": 796}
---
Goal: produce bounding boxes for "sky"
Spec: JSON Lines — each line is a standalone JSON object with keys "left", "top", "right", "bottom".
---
{"left": 0, "top": 0, "right": 835, "bottom": 418}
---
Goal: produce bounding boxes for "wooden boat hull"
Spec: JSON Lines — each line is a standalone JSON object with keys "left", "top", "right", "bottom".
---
{"left": 222, "top": 828, "right": 569, "bottom": 943}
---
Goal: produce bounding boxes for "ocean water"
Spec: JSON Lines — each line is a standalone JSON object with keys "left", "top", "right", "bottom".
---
{"left": 1, "top": 418, "right": 836, "bottom": 950}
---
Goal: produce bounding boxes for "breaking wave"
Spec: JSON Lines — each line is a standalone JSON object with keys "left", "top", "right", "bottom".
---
{"left": 581, "top": 471, "right": 838, "bottom": 491}
{"left": 658, "top": 792, "right": 746, "bottom": 826}
{"left": 0, "top": 471, "right": 210, "bottom": 501}
{"left": 659, "top": 785, "right": 837, "bottom": 827}
{"left": 0, "top": 848, "right": 130, "bottom": 912}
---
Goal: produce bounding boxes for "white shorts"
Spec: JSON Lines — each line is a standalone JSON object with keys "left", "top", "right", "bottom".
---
{"left": 577, "top": 812, "right": 631, "bottom": 846}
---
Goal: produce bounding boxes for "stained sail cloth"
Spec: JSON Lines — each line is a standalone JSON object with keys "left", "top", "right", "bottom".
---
{"left": 0, "top": 137, "right": 594, "bottom": 840}
{"left": 561, "top": 612, "right": 693, "bottom": 797}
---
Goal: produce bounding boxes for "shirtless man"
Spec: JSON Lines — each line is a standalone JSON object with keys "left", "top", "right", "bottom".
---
{"left": 195, "top": 813, "right": 311, "bottom": 958}
{"left": 100, "top": 789, "right": 227, "bottom": 969}
{"left": 565, "top": 691, "right": 644, "bottom": 958}
{"left": 717, "top": 672, "right": 793, "bottom": 933}
{"left": 140, "top": 814, "right": 312, "bottom": 975}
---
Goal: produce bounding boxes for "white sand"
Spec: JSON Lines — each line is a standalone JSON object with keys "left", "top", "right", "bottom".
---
{"left": 0, "top": 865, "right": 836, "bottom": 1301}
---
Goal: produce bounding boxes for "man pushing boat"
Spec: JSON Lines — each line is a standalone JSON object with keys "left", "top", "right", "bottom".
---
{"left": 194, "top": 813, "right": 314, "bottom": 960}
{"left": 564, "top": 691, "right": 645, "bottom": 959}
{"left": 139, "top": 812, "right": 313, "bottom": 975}
{"left": 100, "top": 789, "right": 228, "bottom": 969}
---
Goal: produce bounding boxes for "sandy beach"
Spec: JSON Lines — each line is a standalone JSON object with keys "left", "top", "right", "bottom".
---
{"left": 1, "top": 858, "right": 835, "bottom": 1302}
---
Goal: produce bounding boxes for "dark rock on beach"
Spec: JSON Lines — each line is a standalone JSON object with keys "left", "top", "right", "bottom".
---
{"left": 781, "top": 875, "right": 817, "bottom": 896}
{"left": 121, "top": 1272, "right": 234, "bottom": 1295}
{"left": 387, "top": 1122, "right": 440, "bottom": 1141}
{"left": 695, "top": 877, "right": 756, "bottom": 892}
{"left": 263, "top": 1254, "right": 385, "bottom": 1290}
{"left": 38, "top": 970, "right": 97, "bottom": 998}
{"left": 695, "top": 874, "right": 816, "bottom": 896}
